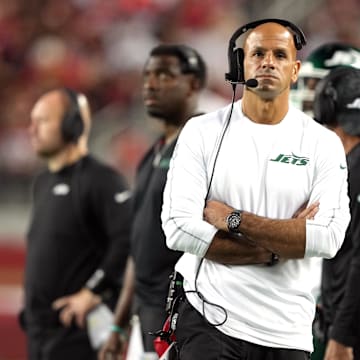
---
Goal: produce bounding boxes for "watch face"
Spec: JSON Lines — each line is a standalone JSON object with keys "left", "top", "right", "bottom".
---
{"left": 227, "top": 211, "right": 241, "bottom": 233}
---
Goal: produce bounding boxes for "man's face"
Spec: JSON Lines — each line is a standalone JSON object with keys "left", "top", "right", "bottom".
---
{"left": 142, "top": 55, "right": 193, "bottom": 125}
{"left": 243, "top": 22, "right": 301, "bottom": 100}
{"left": 29, "top": 92, "right": 66, "bottom": 158}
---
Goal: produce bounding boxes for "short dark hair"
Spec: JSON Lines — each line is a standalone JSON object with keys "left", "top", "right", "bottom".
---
{"left": 150, "top": 44, "right": 207, "bottom": 88}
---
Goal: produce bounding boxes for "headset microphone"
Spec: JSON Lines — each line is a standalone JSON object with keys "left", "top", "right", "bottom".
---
{"left": 245, "top": 78, "right": 258, "bottom": 88}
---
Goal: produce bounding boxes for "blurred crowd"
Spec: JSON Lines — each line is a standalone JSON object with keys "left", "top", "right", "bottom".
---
{"left": 0, "top": 0, "right": 359, "bottom": 204}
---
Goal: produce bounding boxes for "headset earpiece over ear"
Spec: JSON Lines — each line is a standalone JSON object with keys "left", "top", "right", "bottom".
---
{"left": 225, "top": 18, "right": 307, "bottom": 85}
{"left": 61, "top": 88, "right": 84, "bottom": 143}
{"left": 315, "top": 80, "right": 338, "bottom": 126}
{"left": 314, "top": 66, "right": 360, "bottom": 127}
{"left": 225, "top": 47, "right": 245, "bottom": 84}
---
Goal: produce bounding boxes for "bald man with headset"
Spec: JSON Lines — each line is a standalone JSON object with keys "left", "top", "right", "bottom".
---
{"left": 21, "top": 88, "right": 131, "bottom": 360}
{"left": 161, "top": 19, "right": 350, "bottom": 359}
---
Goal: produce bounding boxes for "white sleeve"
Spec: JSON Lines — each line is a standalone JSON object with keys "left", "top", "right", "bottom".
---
{"left": 161, "top": 119, "right": 218, "bottom": 257}
{"left": 305, "top": 132, "right": 350, "bottom": 258}
{"left": 162, "top": 115, "right": 350, "bottom": 260}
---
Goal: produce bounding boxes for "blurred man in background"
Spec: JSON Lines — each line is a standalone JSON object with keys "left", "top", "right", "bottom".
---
{"left": 290, "top": 42, "right": 360, "bottom": 360}
{"left": 314, "top": 66, "right": 360, "bottom": 360}
{"left": 99, "top": 43, "right": 207, "bottom": 359}
{"left": 21, "top": 88, "right": 132, "bottom": 360}
{"left": 290, "top": 42, "right": 360, "bottom": 117}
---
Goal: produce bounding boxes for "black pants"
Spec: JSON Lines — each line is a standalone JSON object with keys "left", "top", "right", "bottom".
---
{"left": 27, "top": 325, "right": 97, "bottom": 360}
{"left": 175, "top": 299, "right": 311, "bottom": 360}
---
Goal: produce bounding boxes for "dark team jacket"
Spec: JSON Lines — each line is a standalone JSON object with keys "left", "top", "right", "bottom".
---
{"left": 130, "top": 136, "right": 182, "bottom": 307}
{"left": 321, "top": 142, "right": 360, "bottom": 347}
{"left": 24, "top": 155, "right": 132, "bottom": 328}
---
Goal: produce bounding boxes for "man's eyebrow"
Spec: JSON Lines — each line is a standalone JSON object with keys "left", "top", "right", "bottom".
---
{"left": 250, "top": 45, "right": 290, "bottom": 53}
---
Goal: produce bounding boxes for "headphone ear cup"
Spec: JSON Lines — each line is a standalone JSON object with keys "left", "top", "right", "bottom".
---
{"left": 226, "top": 48, "right": 244, "bottom": 83}
{"left": 226, "top": 48, "right": 238, "bottom": 83}
{"left": 61, "top": 89, "right": 84, "bottom": 143}
{"left": 314, "top": 79, "right": 337, "bottom": 126}
{"left": 320, "top": 84, "right": 337, "bottom": 126}
{"left": 234, "top": 48, "right": 245, "bottom": 83}
{"left": 61, "top": 110, "right": 84, "bottom": 143}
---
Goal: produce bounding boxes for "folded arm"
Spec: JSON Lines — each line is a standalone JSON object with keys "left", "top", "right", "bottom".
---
{"left": 204, "top": 230, "right": 272, "bottom": 265}
{"left": 162, "top": 117, "right": 350, "bottom": 262}
{"left": 204, "top": 200, "right": 319, "bottom": 261}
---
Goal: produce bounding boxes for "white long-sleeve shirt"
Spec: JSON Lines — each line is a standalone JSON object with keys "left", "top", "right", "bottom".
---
{"left": 161, "top": 100, "right": 350, "bottom": 352}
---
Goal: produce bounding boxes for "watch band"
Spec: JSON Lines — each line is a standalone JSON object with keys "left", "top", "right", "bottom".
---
{"left": 267, "top": 253, "right": 280, "bottom": 266}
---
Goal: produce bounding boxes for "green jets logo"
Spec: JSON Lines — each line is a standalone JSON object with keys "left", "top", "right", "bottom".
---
{"left": 270, "top": 153, "right": 309, "bottom": 166}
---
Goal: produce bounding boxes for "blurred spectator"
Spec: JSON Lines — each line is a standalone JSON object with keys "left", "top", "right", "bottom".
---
{"left": 0, "top": 0, "right": 359, "bottom": 202}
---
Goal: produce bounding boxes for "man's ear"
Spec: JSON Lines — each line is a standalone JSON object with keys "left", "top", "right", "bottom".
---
{"left": 188, "top": 74, "right": 202, "bottom": 91}
{"left": 291, "top": 60, "right": 301, "bottom": 84}
{"left": 185, "top": 76, "right": 201, "bottom": 98}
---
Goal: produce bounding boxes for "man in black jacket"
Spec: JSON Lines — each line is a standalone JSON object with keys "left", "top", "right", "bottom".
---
{"left": 314, "top": 66, "right": 360, "bottom": 360}
{"left": 22, "top": 88, "right": 132, "bottom": 359}
{"left": 98, "top": 44, "right": 207, "bottom": 359}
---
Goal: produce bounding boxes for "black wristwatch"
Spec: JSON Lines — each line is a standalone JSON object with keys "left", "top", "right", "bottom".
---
{"left": 226, "top": 210, "right": 243, "bottom": 233}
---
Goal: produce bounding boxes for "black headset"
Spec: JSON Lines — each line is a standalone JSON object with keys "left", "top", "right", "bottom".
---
{"left": 313, "top": 72, "right": 340, "bottom": 126}
{"left": 314, "top": 66, "right": 360, "bottom": 129}
{"left": 177, "top": 45, "right": 202, "bottom": 74}
{"left": 61, "top": 88, "right": 84, "bottom": 143}
{"left": 176, "top": 44, "right": 207, "bottom": 88}
{"left": 225, "top": 18, "right": 307, "bottom": 84}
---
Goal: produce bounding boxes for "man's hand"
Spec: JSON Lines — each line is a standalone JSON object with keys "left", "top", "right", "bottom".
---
{"left": 293, "top": 201, "right": 319, "bottom": 220}
{"left": 98, "top": 331, "right": 126, "bottom": 360}
{"left": 52, "top": 288, "right": 101, "bottom": 328}
{"left": 203, "top": 200, "right": 233, "bottom": 230}
{"left": 324, "top": 339, "right": 353, "bottom": 360}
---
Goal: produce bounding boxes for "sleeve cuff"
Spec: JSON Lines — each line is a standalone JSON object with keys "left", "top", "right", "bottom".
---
{"left": 330, "top": 326, "right": 357, "bottom": 348}
{"left": 85, "top": 269, "right": 107, "bottom": 294}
